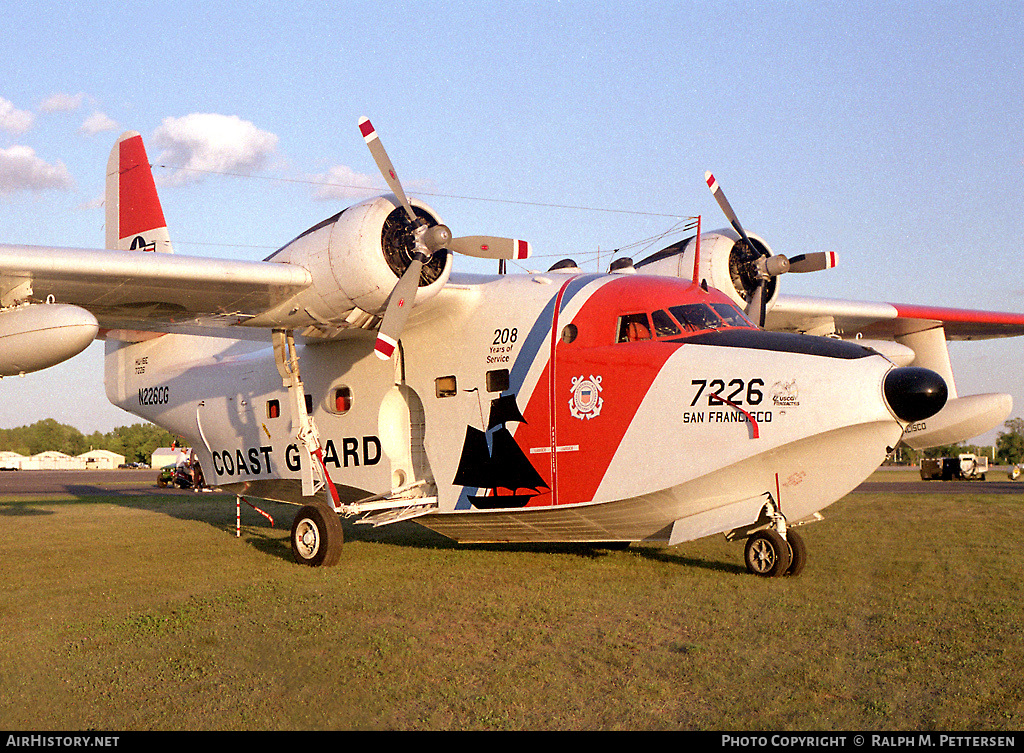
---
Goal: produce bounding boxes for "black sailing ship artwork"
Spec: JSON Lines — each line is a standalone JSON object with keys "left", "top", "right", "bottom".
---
{"left": 453, "top": 393, "right": 549, "bottom": 509}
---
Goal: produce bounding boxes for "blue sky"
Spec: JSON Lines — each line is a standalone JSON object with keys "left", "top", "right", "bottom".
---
{"left": 1, "top": 1, "right": 1022, "bottom": 443}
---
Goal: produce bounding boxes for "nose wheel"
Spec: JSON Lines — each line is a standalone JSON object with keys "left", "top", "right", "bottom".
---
{"left": 744, "top": 528, "right": 806, "bottom": 577}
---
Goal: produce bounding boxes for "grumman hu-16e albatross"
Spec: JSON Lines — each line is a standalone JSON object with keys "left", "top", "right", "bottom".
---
{"left": 2, "top": 120, "right": 1022, "bottom": 576}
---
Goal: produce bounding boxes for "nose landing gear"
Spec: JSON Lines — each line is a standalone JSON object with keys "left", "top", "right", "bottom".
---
{"left": 744, "top": 527, "right": 805, "bottom": 577}
{"left": 736, "top": 495, "right": 807, "bottom": 577}
{"left": 745, "top": 528, "right": 790, "bottom": 576}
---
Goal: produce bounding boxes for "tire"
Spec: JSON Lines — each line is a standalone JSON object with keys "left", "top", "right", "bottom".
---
{"left": 290, "top": 504, "right": 344, "bottom": 567}
{"left": 744, "top": 529, "right": 792, "bottom": 577}
{"left": 784, "top": 529, "right": 807, "bottom": 577}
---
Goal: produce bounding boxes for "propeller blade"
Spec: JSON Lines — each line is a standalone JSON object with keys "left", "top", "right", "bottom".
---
{"left": 359, "top": 117, "right": 535, "bottom": 356}
{"left": 359, "top": 117, "right": 417, "bottom": 223}
{"left": 374, "top": 257, "right": 423, "bottom": 360}
{"left": 447, "top": 236, "right": 531, "bottom": 260}
{"left": 705, "top": 171, "right": 753, "bottom": 245}
{"left": 746, "top": 281, "right": 768, "bottom": 328}
{"left": 787, "top": 251, "right": 838, "bottom": 273}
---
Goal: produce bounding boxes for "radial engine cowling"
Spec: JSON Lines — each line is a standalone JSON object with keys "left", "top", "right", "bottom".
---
{"left": 254, "top": 195, "right": 453, "bottom": 331}
{"left": 636, "top": 229, "right": 781, "bottom": 314}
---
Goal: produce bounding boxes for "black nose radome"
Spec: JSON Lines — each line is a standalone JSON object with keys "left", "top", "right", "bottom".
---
{"left": 883, "top": 367, "right": 948, "bottom": 423}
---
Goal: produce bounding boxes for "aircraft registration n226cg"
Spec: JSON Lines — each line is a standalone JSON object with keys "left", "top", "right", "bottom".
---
{"left": 2, "top": 120, "right": 1021, "bottom": 576}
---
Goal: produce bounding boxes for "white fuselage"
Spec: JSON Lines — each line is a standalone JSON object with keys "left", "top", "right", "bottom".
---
{"left": 105, "top": 271, "right": 907, "bottom": 544}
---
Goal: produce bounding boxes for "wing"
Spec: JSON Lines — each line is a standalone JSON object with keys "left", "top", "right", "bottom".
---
{"left": 0, "top": 243, "right": 312, "bottom": 337}
{"left": 767, "top": 294, "right": 1024, "bottom": 340}
{"left": 766, "top": 293, "right": 1024, "bottom": 448}
{"left": 0, "top": 128, "right": 526, "bottom": 352}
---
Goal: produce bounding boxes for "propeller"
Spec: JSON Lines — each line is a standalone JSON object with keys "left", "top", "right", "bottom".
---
{"left": 359, "top": 117, "right": 531, "bottom": 359}
{"left": 705, "top": 171, "right": 837, "bottom": 326}
{"left": 788, "top": 251, "right": 838, "bottom": 273}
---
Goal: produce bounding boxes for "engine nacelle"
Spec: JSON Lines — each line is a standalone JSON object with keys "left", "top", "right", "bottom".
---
{"left": 251, "top": 195, "right": 453, "bottom": 331}
{"left": 0, "top": 303, "right": 98, "bottom": 376}
{"left": 635, "top": 229, "right": 781, "bottom": 313}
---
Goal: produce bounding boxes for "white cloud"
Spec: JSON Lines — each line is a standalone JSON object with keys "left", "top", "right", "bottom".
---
{"left": 308, "top": 164, "right": 382, "bottom": 201}
{"left": 151, "top": 113, "right": 278, "bottom": 185}
{"left": 0, "top": 145, "right": 73, "bottom": 194}
{"left": 76, "top": 193, "right": 105, "bottom": 211}
{"left": 79, "top": 112, "right": 118, "bottom": 136}
{"left": 40, "top": 92, "right": 85, "bottom": 113}
{"left": 0, "top": 97, "right": 34, "bottom": 134}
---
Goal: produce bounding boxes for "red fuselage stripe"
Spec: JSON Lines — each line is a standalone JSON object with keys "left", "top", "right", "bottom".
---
{"left": 546, "top": 277, "right": 577, "bottom": 505}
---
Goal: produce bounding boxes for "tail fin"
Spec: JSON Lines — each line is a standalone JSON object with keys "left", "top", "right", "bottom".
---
{"left": 105, "top": 131, "right": 173, "bottom": 253}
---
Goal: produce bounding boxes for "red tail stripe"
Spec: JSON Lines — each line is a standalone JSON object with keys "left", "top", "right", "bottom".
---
{"left": 118, "top": 135, "right": 167, "bottom": 239}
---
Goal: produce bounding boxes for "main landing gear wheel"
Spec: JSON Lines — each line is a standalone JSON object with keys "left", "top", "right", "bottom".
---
{"left": 744, "top": 529, "right": 792, "bottom": 577}
{"left": 290, "top": 504, "right": 344, "bottom": 567}
{"left": 784, "top": 529, "right": 807, "bottom": 577}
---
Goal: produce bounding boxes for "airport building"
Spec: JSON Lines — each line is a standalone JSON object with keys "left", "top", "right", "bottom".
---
{"left": 151, "top": 447, "right": 191, "bottom": 469}
{"left": 79, "top": 449, "right": 127, "bottom": 470}
{"left": 0, "top": 449, "right": 127, "bottom": 470}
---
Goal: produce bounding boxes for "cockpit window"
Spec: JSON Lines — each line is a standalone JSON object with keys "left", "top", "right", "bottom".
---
{"left": 669, "top": 303, "right": 724, "bottom": 332}
{"left": 711, "top": 303, "right": 755, "bottom": 328}
{"left": 614, "top": 302, "right": 755, "bottom": 345}
{"left": 652, "top": 309, "right": 681, "bottom": 337}
{"left": 616, "top": 313, "right": 652, "bottom": 343}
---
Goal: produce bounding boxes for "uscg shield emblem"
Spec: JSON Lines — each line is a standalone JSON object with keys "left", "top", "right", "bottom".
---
{"left": 569, "top": 375, "right": 603, "bottom": 420}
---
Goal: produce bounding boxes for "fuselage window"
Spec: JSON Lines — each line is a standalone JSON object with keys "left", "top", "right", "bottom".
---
{"left": 486, "top": 369, "right": 510, "bottom": 393}
{"left": 333, "top": 386, "right": 352, "bottom": 414}
{"left": 435, "top": 375, "right": 458, "bottom": 398}
{"left": 616, "top": 313, "right": 652, "bottom": 343}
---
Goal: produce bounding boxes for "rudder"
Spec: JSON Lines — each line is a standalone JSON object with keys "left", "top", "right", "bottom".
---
{"left": 105, "top": 131, "right": 173, "bottom": 253}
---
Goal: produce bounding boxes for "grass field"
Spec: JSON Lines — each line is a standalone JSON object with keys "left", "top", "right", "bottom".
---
{"left": 1, "top": 483, "right": 1022, "bottom": 731}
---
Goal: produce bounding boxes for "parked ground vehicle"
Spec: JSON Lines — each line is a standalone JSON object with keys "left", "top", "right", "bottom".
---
{"left": 920, "top": 454, "right": 988, "bottom": 480}
{"left": 156, "top": 465, "right": 194, "bottom": 489}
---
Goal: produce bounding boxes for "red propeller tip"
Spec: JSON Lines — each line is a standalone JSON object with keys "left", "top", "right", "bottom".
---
{"left": 374, "top": 333, "right": 397, "bottom": 360}
{"left": 359, "top": 118, "right": 376, "bottom": 141}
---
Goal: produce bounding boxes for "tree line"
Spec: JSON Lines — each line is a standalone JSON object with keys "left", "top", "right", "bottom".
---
{"left": 995, "top": 417, "right": 1024, "bottom": 465}
{"left": 0, "top": 419, "right": 177, "bottom": 465}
